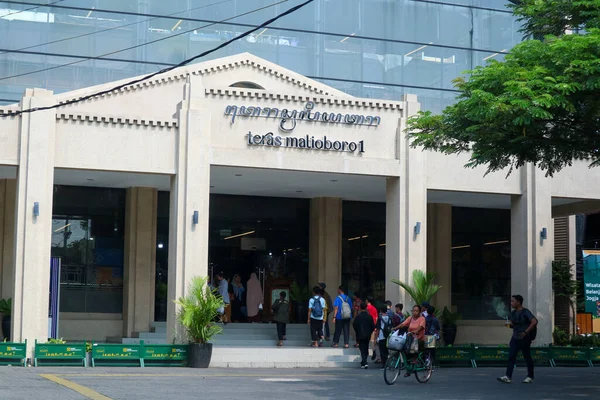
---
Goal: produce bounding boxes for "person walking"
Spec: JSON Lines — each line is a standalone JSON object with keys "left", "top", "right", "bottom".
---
{"left": 375, "top": 305, "right": 393, "bottom": 369}
{"left": 318, "top": 282, "right": 333, "bottom": 341}
{"left": 331, "top": 286, "right": 353, "bottom": 348}
{"left": 246, "top": 273, "right": 263, "bottom": 323}
{"left": 308, "top": 286, "right": 326, "bottom": 347}
{"left": 272, "top": 291, "right": 290, "bottom": 346}
{"left": 366, "top": 296, "right": 379, "bottom": 362}
{"left": 215, "top": 272, "right": 230, "bottom": 324}
{"left": 353, "top": 301, "right": 375, "bottom": 369}
{"left": 497, "top": 295, "right": 538, "bottom": 384}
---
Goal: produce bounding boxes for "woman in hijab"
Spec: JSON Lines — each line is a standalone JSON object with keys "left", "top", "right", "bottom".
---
{"left": 230, "top": 274, "right": 246, "bottom": 322}
{"left": 246, "top": 273, "right": 263, "bottom": 323}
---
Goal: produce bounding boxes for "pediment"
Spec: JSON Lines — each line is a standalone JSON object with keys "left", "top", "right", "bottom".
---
{"left": 52, "top": 53, "right": 352, "bottom": 122}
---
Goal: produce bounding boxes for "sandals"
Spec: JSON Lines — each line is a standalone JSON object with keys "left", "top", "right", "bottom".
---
{"left": 330, "top": 344, "right": 339, "bottom": 348}
{"left": 344, "top": 344, "right": 349, "bottom": 348}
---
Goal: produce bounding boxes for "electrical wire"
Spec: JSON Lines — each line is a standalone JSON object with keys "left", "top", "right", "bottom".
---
{"left": 0, "top": 0, "right": 289, "bottom": 82}
{"left": 1, "top": 0, "right": 314, "bottom": 118}
{"left": 0, "top": 0, "right": 234, "bottom": 57}
{"left": 0, "top": 0, "right": 64, "bottom": 19}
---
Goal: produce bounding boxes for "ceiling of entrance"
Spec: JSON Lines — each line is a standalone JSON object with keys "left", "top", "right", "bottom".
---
{"left": 0, "top": 165, "right": 588, "bottom": 208}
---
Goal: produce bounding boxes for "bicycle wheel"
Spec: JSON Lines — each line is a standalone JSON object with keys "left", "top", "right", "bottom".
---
{"left": 414, "top": 352, "right": 433, "bottom": 383}
{"left": 383, "top": 352, "right": 403, "bottom": 385}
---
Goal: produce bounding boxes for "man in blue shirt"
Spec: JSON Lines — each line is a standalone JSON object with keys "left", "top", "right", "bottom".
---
{"left": 308, "top": 286, "right": 326, "bottom": 347}
{"left": 331, "top": 286, "right": 353, "bottom": 348}
{"left": 216, "top": 272, "right": 230, "bottom": 325}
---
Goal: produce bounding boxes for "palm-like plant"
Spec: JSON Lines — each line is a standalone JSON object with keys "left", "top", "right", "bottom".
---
{"left": 174, "top": 276, "right": 224, "bottom": 344}
{"left": 391, "top": 270, "right": 441, "bottom": 307}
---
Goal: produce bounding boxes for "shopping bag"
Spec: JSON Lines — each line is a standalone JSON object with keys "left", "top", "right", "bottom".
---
{"left": 406, "top": 334, "right": 419, "bottom": 354}
{"left": 387, "top": 331, "right": 407, "bottom": 351}
{"left": 424, "top": 335, "right": 437, "bottom": 349}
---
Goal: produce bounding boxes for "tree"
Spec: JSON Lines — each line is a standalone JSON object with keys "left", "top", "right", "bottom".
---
{"left": 407, "top": 0, "right": 600, "bottom": 177}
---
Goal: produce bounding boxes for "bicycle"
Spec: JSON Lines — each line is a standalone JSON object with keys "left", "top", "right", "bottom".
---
{"left": 383, "top": 335, "right": 433, "bottom": 384}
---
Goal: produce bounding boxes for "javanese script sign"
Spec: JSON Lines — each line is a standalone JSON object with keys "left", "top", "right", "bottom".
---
{"left": 224, "top": 101, "right": 381, "bottom": 132}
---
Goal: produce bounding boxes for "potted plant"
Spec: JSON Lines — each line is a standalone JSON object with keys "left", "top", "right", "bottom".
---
{"left": 391, "top": 270, "right": 441, "bottom": 312}
{"left": 289, "top": 281, "right": 311, "bottom": 323}
{"left": 0, "top": 298, "right": 11, "bottom": 341}
{"left": 174, "top": 276, "right": 224, "bottom": 368}
{"left": 440, "top": 306, "right": 462, "bottom": 346}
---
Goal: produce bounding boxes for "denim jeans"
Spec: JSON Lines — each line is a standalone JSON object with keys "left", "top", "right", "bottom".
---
{"left": 506, "top": 337, "right": 534, "bottom": 379}
{"left": 333, "top": 319, "right": 350, "bottom": 345}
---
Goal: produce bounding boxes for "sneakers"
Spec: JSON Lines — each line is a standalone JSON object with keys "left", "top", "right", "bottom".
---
{"left": 522, "top": 377, "right": 534, "bottom": 384}
{"left": 360, "top": 365, "right": 368, "bottom": 369}
{"left": 497, "top": 376, "right": 512, "bottom": 383}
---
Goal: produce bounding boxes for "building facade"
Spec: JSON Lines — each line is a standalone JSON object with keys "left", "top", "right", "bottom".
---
{"left": 0, "top": 53, "right": 599, "bottom": 358}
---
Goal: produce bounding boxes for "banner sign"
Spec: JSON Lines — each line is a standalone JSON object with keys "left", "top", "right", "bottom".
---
{"left": 583, "top": 251, "right": 600, "bottom": 316}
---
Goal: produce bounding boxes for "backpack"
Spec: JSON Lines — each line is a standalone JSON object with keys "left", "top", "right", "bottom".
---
{"left": 339, "top": 295, "right": 352, "bottom": 319}
{"left": 312, "top": 296, "right": 324, "bottom": 318}
{"left": 382, "top": 316, "right": 394, "bottom": 338}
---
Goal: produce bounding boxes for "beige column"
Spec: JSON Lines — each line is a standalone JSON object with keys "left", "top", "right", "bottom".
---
{"left": 308, "top": 197, "right": 342, "bottom": 295}
{"left": 0, "top": 179, "right": 16, "bottom": 301}
{"left": 166, "top": 78, "right": 211, "bottom": 343}
{"left": 511, "top": 165, "right": 553, "bottom": 344}
{"left": 123, "top": 187, "right": 158, "bottom": 337}
{"left": 386, "top": 94, "right": 427, "bottom": 304}
{"left": 12, "top": 89, "right": 56, "bottom": 356}
{"left": 427, "top": 203, "right": 452, "bottom": 311}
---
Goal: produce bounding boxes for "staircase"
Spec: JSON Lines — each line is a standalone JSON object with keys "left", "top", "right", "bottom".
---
{"left": 122, "top": 322, "right": 361, "bottom": 368}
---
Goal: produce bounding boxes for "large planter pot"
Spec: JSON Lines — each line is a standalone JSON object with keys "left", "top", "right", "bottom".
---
{"left": 293, "top": 301, "right": 308, "bottom": 323}
{"left": 188, "top": 343, "right": 213, "bottom": 368}
{"left": 1, "top": 315, "right": 10, "bottom": 341}
{"left": 443, "top": 324, "right": 457, "bottom": 346}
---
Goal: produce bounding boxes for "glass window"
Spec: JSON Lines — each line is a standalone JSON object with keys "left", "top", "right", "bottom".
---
{"left": 451, "top": 207, "right": 511, "bottom": 320}
{"left": 52, "top": 185, "right": 125, "bottom": 313}
{"left": 342, "top": 201, "right": 386, "bottom": 302}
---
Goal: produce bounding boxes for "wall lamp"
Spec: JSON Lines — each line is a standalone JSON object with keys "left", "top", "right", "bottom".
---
{"left": 414, "top": 222, "right": 421, "bottom": 235}
{"left": 33, "top": 202, "right": 40, "bottom": 217}
{"left": 192, "top": 211, "right": 199, "bottom": 225}
{"left": 540, "top": 227, "right": 547, "bottom": 240}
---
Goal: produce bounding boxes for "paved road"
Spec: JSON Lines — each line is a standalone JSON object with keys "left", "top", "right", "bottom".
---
{"left": 0, "top": 366, "right": 599, "bottom": 399}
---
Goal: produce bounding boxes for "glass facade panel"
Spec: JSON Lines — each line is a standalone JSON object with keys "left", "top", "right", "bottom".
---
{"left": 342, "top": 201, "right": 386, "bottom": 302}
{"left": 51, "top": 185, "right": 126, "bottom": 314}
{"left": 0, "top": 0, "right": 520, "bottom": 105}
{"left": 451, "top": 207, "right": 511, "bottom": 320}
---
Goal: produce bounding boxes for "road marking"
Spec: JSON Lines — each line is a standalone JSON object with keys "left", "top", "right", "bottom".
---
{"left": 260, "top": 378, "right": 304, "bottom": 382}
{"left": 53, "top": 373, "right": 335, "bottom": 378}
{"left": 40, "top": 374, "right": 112, "bottom": 400}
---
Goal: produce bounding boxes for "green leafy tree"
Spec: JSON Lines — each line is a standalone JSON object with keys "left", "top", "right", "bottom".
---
{"left": 391, "top": 270, "right": 441, "bottom": 307}
{"left": 407, "top": 0, "right": 600, "bottom": 177}
{"left": 174, "top": 276, "right": 224, "bottom": 344}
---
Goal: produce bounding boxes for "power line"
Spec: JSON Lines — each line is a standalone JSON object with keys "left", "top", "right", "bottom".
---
{"left": 0, "top": 0, "right": 289, "bottom": 82}
{"left": 0, "top": 0, "right": 64, "bottom": 18}
{"left": 1, "top": 0, "right": 314, "bottom": 118}
{"left": 0, "top": 0, "right": 234, "bottom": 57}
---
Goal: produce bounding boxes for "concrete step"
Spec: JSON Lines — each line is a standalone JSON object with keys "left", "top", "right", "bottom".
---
{"left": 214, "top": 339, "right": 311, "bottom": 346}
{"left": 210, "top": 346, "right": 361, "bottom": 368}
{"left": 122, "top": 338, "right": 168, "bottom": 345}
{"left": 138, "top": 332, "right": 169, "bottom": 339}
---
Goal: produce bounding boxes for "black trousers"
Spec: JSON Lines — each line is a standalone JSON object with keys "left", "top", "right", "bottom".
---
{"left": 333, "top": 319, "right": 350, "bottom": 345}
{"left": 324, "top": 319, "right": 330, "bottom": 338}
{"left": 310, "top": 318, "right": 324, "bottom": 341}
{"left": 358, "top": 339, "right": 370, "bottom": 366}
{"left": 378, "top": 340, "right": 389, "bottom": 366}
{"left": 276, "top": 322, "right": 287, "bottom": 340}
{"left": 506, "top": 337, "right": 534, "bottom": 379}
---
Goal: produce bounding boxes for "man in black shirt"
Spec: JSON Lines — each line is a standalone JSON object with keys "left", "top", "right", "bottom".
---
{"left": 353, "top": 302, "right": 375, "bottom": 369}
{"left": 497, "top": 295, "right": 538, "bottom": 384}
